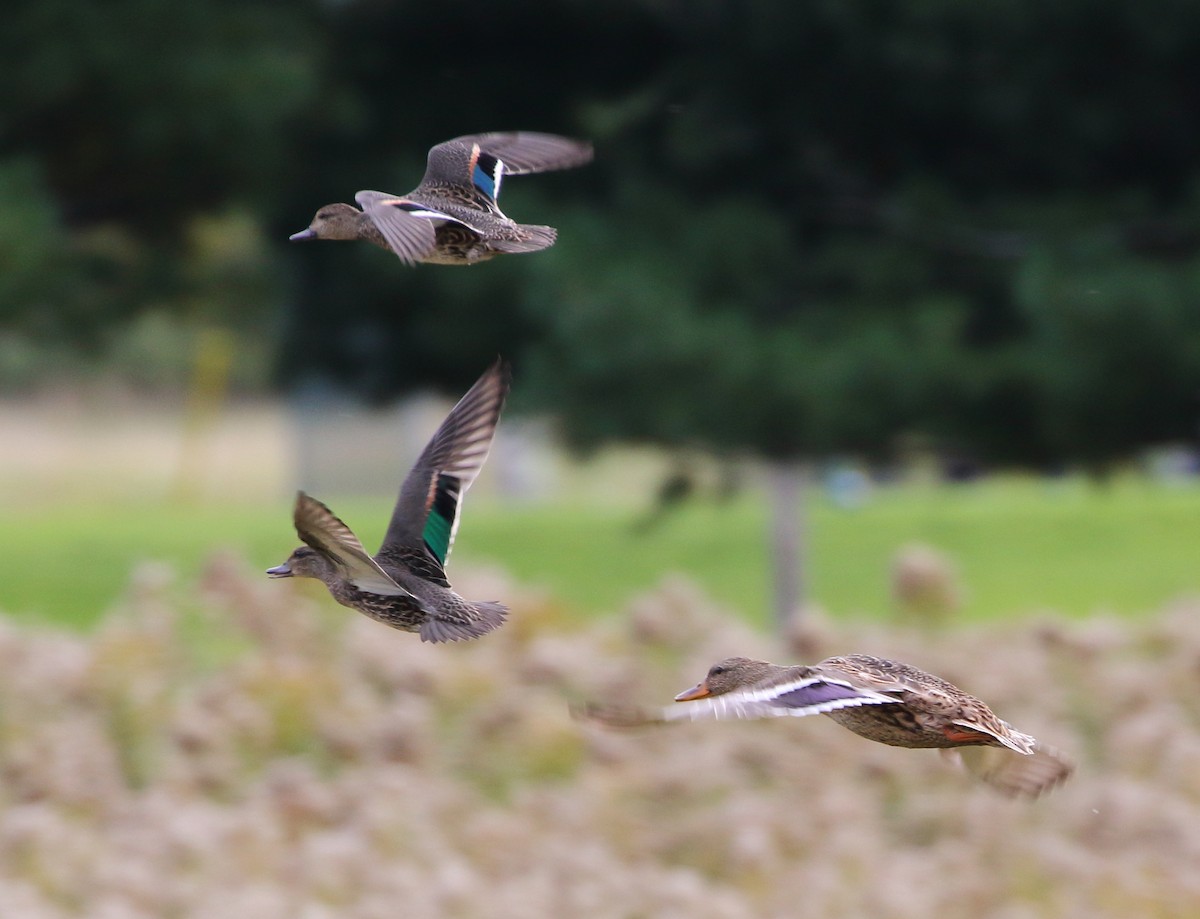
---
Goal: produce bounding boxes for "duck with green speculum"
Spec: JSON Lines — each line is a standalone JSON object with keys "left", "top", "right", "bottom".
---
{"left": 584, "top": 654, "right": 1074, "bottom": 798}
{"left": 290, "top": 132, "right": 593, "bottom": 266}
{"left": 267, "top": 360, "right": 511, "bottom": 642}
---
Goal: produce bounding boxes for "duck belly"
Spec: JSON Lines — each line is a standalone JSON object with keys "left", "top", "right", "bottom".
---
{"left": 425, "top": 225, "right": 497, "bottom": 264}
{"left": 333, "top": 584, "right": 427, "bottom": 633}
{"left": 825, "top": 705, "right": 968, "bottom": 749}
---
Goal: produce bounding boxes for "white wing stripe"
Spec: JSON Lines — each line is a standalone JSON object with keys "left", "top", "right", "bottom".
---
{"left": 737, "top": 675, "right": 897, "bottom": 706}
{"left": 395, "top": 207, "right": 449, "bottom": 221}
{"left": 663, "top": 692, "right": 897, "bottom": 723}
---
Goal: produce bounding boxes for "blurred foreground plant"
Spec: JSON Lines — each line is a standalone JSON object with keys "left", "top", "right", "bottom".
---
{"left": 0, "top": 556, "right": 1198, "bottom": 918}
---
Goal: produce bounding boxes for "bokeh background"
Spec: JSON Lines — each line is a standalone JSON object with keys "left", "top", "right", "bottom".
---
{"left": 3, "top": 2, "right": 1200, "bottom": 916}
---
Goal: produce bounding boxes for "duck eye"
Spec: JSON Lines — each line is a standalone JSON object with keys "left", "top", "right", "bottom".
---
{"left": 710, "top": 666, "right": 726, "bottom": 677}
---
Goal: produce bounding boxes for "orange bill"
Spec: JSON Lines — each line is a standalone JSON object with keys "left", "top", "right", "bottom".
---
{"left": 674, "top": 681, "right": 712, "bottom": 702}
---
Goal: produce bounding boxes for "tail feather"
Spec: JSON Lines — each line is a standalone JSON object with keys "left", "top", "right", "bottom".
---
{"left": 952, "top": 717, "right": 1038, "bottom": 754}
{"left": 419, "top": 601, "right": 508, "bottom": 643}
{"left": 490, "top": 225, "right": 557, "bottom": 254}
{"left": 953, "top": 742, "right": 1074, "bottom": 798}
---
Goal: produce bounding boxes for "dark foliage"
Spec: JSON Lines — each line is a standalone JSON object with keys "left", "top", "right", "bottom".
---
{"left": 5, "top": 0, "right": 1200, "bottom": 469}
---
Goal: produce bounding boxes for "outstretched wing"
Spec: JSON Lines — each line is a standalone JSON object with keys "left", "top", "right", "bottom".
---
{"left": 293, "top": 492, "right": 418, "bottom": 598}
{"left": 582, "top": 675, "right": 899, "bottom": 728}
{"left": 378, "top": 359, "right": 511, "bottom": 575}
{"left": 356, "top": 190, "right": 470, "bottom": 264}
{"left": 423, "top": 132, "right": 593, "bottom": 203}
{"left": 663, "top": 674, "right": 901, "bottom": 722}
{"left": 452, "top": 132, "right": 594, "bottom": 175}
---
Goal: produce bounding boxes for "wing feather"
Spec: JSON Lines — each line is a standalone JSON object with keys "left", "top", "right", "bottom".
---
{"left": 379, "top": 360, "right": 511, "bottom": 566}
{"left": 293, "top": 492, "right": 417, "bottom": 598}
{"left": 664, "top": 676, "right": 899, "bottom": 723}
{"left": 355, "top": 190, "right": 440, "bottom": 264}
{"left": 445, "top": 131, "right": 594, "bottom": 176}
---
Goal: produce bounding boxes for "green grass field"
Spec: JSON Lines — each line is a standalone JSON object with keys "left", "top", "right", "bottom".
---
{"left": 3, "top": 474, "right": 1198, "bottom": 629}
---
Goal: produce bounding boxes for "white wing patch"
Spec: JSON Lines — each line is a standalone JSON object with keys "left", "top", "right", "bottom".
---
{"left": 663, "top": 675, "right": 899, "bottom": 723}
{"left": 491, "top": 159, "right": 505, "bottom": 199}
{"left": 394, "top": 205, "right": 454, "bottom": 221}
{"left": 347, "top": 568, "right": 414, "bottom": 597}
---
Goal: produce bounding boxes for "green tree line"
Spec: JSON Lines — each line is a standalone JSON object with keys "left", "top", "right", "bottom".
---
{"left": 4, "top": 0, "right": 1200, "bottom": 474}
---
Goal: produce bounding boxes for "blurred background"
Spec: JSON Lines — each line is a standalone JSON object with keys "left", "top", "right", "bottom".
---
{"left": 3, "top": 2, "right": 1200, "bottom": 916}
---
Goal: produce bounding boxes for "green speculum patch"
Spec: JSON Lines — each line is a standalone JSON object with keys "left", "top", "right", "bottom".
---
{"left": 423, "top": 474, "right": 461, "bottom": 564}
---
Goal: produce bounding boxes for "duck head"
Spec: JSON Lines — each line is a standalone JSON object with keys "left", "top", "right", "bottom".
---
{"left": 674, "top": 657, "right": 775, "bottom": 700}
{"left": 266, "top": 545, "right": 336, "bottom": 581}
{"left": 290, "top": 203, "right": 364, "bottom": 242}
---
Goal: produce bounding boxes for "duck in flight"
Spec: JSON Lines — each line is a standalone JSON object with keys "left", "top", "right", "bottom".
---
{"left": 289, "top": 132, "right": 593, "bottom": 265}
{"left": 584, "top": 654, "right": 1074, "bottom": 798}
{"left": 267, "top": 360, "right": 511, "bottom": 642}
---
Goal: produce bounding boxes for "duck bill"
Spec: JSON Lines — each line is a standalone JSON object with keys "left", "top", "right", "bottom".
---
{"left": 265, "top": 563, "right": 293, "bottom": 579}
{"left": 289, "top": 228, "right": 317, "bottom": 242}
{"left": 674, "top": 681, "right": 712, "bottom": 702}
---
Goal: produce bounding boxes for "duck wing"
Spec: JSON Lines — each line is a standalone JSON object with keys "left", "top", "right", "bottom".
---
{"left": 355, "top": 190, "right": 453, "bottom": 264}
{"left": 376, "top": 359, "right": 511, "bottom": 579}
{"left": 423, "top": 132, "right": 593, "bottom": 204}
{"left": 293, "top": 492, "right": 418, "bottom": 599}
{"left": 582, "top": 671, "right": 898, "bottom": 727}
{"left": 663, "top": 670, "right": 900, "bottom": 722}
{"left": 451, "top": 132, "right": 594, "bottom": 175}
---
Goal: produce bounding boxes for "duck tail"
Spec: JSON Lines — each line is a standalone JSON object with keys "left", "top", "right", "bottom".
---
{"left": 951, "top": 718, "right": 1037, "bottom": 754}
{"left": 419, "top": 601, "right": 508, "bottom": 643}
{"left": 491, "top": 224, "right": 557, "bottom": 253}
{"left": 952, "top": 743, "right": 1075, "bottom": 798}
{"left": 471, "top": 600, "right": 509, "bottom": 633}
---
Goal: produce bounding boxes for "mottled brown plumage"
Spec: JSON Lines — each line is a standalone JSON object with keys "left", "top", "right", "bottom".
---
{"left": 266, "top": 361, "right": 511, "bottom": 643}
{"left": 290, "top": 131, "right": 592, "bottom": 265}
{"left": 588, "top": 654, "right": 1073, "bottom": 797}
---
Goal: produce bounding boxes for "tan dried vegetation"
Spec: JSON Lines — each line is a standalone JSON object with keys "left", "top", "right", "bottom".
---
{"left": 1, "top": 557, "right": 1198, "bottom": 918}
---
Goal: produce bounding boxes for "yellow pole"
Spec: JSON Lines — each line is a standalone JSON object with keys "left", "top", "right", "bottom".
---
{"left": 172, "top": 326, "right": 234, "bottom": 501}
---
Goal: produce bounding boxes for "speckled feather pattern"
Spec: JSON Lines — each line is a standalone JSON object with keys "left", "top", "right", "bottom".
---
{"left": 587, "top": 653, "right": 1073, "bottom": 797}
{"left": 268, "top": 361, "right": 511, "bottom": 643}
{"left": 324, "top": 575, "right": 505, "bottom": 641}
{"left": 817, "top": 654, "right": 1037, "bottom": 751}
{"left": 681, "top": 654, "right": 1040, "bottom": 752}
{"left": 291, "top": 131, "right": 591, "bottom": 265}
